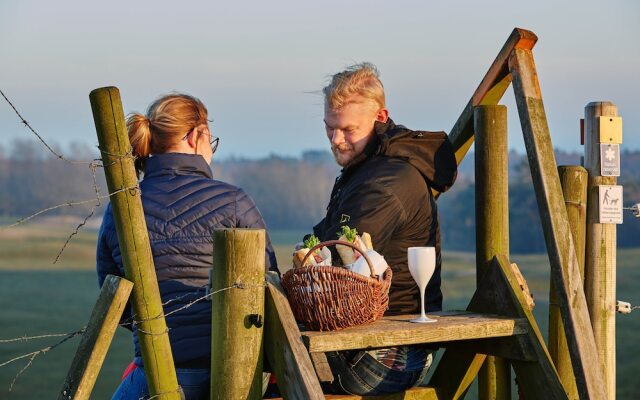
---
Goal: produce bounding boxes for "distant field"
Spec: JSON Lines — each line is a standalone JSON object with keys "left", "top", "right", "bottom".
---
{"left": 1, "top": 221, "right": 639, "bottom": 398}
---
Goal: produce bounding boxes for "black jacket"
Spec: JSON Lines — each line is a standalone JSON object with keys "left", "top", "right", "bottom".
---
{"left": 97, "top": 153, "right": 277, "bottom": 367}
{"left": 313, "top": 119, "right": 457, "bottom": 315}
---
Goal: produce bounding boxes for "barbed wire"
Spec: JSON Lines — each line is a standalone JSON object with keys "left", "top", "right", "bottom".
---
{"left": 0, "top": 281, "right": 259, "bottom": 393}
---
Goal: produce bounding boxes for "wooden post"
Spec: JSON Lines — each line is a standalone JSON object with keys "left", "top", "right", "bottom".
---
{"left": 584, "top": 102, "right": 619, "bottom": 400}
{"left": 211, "top": 229, "right": 265, "bottom": 400}
{"left": 58, "top": 275, "right": 133, "bottom": 400}
{"left": 549, "top": 166, "right": 587, "bottom": 399}
{"left": 474, "top": 105, "right": 511, "bottom": 399}
{"left": 89, "top": 87, "right": 180, "bottom": 399}
{"left": 509, "top": 48, "right": 606, "bottom": 399}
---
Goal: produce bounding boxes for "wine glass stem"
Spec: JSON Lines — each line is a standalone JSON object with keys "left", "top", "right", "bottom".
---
{"left": 419, "top": 285, "right": 427, "bottom": 319}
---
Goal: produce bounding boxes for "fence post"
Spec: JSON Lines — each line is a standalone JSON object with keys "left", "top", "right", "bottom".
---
{"left": 59, "top": 275, "right": 133, "bottom": 400}
{"left": 89, "top": 87, "right": 180, "bottom": 399}
{"left": 211, "top": 228, "right": 265, "bottom": 400}
{"left": 474, "top": 105, "right": 511, "bottom": 400}
{"left": 584, "top": 101, "right": 619, "bottom": 400}
{"left": 549, "top": 166, "right": 587, "bottom": 399}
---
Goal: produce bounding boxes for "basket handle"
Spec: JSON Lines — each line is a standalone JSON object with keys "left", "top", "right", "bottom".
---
{"left": 300, "top": 239, "right": 378, "bottom": 278}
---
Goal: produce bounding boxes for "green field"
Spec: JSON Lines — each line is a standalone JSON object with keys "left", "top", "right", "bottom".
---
{"left": 1, "top": 222, "right": 639, "bottom": 398}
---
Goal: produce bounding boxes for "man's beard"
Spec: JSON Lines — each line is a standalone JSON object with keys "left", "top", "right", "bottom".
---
{"left": 331, "top": 143, "right": 356, "bottom": 167}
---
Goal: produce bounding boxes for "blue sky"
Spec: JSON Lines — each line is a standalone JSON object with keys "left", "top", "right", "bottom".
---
{"left": 1, "top": 0, "right": 639, "bottom": 159}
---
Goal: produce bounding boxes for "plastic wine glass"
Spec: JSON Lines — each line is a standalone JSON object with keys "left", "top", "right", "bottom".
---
{"left": 407, "top": 247, "right": 437, "bottom": 323}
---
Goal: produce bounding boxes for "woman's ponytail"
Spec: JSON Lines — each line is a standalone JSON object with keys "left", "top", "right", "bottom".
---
{"left": 126, "top": 113, "right": 152, "bottom": 176}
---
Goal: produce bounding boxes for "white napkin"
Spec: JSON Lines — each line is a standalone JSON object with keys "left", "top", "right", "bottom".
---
{"left": 346, "top": 249, "right": 388, "bottom": 279}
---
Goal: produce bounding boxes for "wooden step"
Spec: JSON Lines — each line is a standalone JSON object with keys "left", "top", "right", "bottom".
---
{"left": 301, "top": 311, "right": 528, "bottom": 353}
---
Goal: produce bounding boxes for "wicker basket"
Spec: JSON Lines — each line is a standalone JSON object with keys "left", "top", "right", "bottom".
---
{"left": 281, "top": 240, "right": 392, "bottom": 331}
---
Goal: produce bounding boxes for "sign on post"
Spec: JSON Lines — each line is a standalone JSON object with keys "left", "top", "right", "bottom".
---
{"left": 600, "top": 143, "right": 620, "bottom": 177}
{"left": 598, "top": 185, "right": 623, "bottom": 224}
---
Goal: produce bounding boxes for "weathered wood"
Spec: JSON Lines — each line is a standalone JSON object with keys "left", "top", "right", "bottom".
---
{"left": 89, "top": 87, "right": 180, "bottom": 399}
{"left": 302, "top": 312, "right": 527, "bottom": 353}
{"left": 58, "top": 275, "right": 133, "bottom": 400}
{"left": 325, "top": 387, "right": 439, "bottom": 399}
{"left": 210, "top": 229, "right": 265, "bottom": 400}
{"left": 468, "top": 255, "right": 567, "bottom": 399}
{"left": 264, "top": 272, "right": 324, "bottom": 400}
{"left": 550, "top": 166, "right": 587, "bottom": 399}
{"left": 309, "top": 351, "right": 334, "bottom": 383}
{"left": 448, "top": 28, "right": 537, "bottom": 165}
{"left": 442, "top": 336, "right": 536, "bottom": 362}
{"left": 508, "top": 48, "right": 606, "bottom": 399}
{"left": 430, "top": 350, "right": 487, "bottom": 399}
{"left": 584, "top": 102, "right": 619, "bottom": 400}
{"left": 474, "top": 104, "right": 511, "bottom": 400}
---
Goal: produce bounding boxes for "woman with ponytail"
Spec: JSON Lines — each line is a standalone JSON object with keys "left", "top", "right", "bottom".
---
{"left": 96, "top": 94, "right": 278, "bottom": 399}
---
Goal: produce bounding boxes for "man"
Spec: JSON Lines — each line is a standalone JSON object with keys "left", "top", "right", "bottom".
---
{"left": 313, "top": 63, "right": 457, "bottom": 395}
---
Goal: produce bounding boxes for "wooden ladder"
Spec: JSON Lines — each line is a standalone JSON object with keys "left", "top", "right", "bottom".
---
{"left": 264, "top": 27, "right": 607, "bottom": 399}
{"left": 265, "top": 254, "right": 566, "bottom": 399}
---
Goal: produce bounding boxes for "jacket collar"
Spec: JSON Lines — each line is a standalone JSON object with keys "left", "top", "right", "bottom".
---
{"left": 143, "top": 153, "right": 213, "bottom": 179}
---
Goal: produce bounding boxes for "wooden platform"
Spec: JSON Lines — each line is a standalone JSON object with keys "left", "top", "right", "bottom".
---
{"left": 302, "top": 312, "right": 528, "bottom": 353}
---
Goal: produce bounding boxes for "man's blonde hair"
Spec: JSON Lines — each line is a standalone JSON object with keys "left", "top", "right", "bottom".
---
{"left": 323, "top": 62, "right": 386, "bottom": 110}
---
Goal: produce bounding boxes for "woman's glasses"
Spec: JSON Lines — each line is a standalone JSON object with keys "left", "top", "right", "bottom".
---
{"left": 182, "top": 127, "right": 220, "bottom": 154}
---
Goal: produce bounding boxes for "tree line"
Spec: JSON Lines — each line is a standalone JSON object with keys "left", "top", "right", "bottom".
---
{"left": 3, "top": 138, "right": 640, "bottom": 252}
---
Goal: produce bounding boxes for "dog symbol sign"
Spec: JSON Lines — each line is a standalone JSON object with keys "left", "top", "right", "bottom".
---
{"left": 599, "top": 185, "right": 623, "bottom": 224}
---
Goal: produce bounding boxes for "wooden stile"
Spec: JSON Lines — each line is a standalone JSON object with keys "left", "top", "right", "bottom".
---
{"left": 90, "top": 87, "right": 180, "bottom": 399}
{"left": 58, "top": 275, "right": 133, "bottom": 400}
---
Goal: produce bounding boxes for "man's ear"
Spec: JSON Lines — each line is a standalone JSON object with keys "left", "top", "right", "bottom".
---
{"left": 376, "top": 108, "right": 389, "bottom": 123}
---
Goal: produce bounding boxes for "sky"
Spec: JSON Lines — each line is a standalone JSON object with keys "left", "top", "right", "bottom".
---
{"left": 1, "top": 0, "right": 639, "bottom": 160}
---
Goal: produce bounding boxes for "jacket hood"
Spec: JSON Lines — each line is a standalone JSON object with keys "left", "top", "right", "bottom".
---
{"left": 373, "top": 119, "right": 457, "bottom": 193}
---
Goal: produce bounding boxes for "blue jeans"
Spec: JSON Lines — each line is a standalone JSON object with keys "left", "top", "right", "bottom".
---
{"left": 112, "top": 367, "right": 209, "bottom": 400}
{"left": 322, "top": 348, "right": 434, "bottom": 396}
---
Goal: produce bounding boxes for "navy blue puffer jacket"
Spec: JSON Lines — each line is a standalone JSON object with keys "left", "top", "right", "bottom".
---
{"left": 97, "top": 153, "right": 277, "bottom": 367}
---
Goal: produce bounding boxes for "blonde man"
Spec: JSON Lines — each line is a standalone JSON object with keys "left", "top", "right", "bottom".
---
{"left": 313, "top": 63, "right": 457, "bottom": 395}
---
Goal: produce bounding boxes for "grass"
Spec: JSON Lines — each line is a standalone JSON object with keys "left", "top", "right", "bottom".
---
{"left": 1, "top": 221, "right": 639, "bottom": 398}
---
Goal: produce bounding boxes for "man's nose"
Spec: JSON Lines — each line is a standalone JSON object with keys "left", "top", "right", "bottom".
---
{"left": 330, "top": 129, "right": 344, "bottom": 144}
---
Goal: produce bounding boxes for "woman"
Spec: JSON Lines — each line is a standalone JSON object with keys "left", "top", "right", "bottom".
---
{"left": 97, "top": 93, "right": 278, "bottom": 399}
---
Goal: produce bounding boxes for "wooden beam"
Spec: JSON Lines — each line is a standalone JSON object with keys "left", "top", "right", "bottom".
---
{"left": 549, "top": 166, "right": 587, "bottom": 399}
{"left": 430, "top": 351, "right": 486, "bottom": 400}
{"left": 210, "top": 229, "right": 265, "bottom": 400}
{"left": 325, "top": 387, "right": 439, "bottom": 400}
{"left": 89, "top": 87, "right": 180, "bottom": 399}
{"left": 584, "top": 102, "right": 619, "bottom": 400}
{"left": 302, "top": 312, "right": 527, "bottom": 353}
{"left": 264, "top": 272, "right": 324, "bottom": 400}
{"left": 58, "top": 275, "right": 133, "bottom": 400}
{"left": 448, "top": 28, "right": 537, "bottom": 165}
{"left": 467, "top": 255, "right": 567, "bottom": 399}
{"left": 509, "top": 47, "right": 607, "bottom": 399}
{"left": 474, "top": 104, "right": 511, "bottom": 400}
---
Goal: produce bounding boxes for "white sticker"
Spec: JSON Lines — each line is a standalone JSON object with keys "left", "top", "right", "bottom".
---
{"left": 600, "top": 143, "right": 620, "bottom": 177}
{"left": 599, "top": 185, "right": 623, "bottom": 224}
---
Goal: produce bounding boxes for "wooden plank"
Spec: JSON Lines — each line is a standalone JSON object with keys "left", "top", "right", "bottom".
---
{"left": 549, "top": 166, "right": 587, "bottom": 399}
{"left": 474, "top": 104, "right": 511, "bottom": 399}
{"left": 302, "top": 312, "right": 527, "bottom": 353}
{"left": 467, "top": 255, "right": 567, "bottom": 399}
{"left": 210, "top": 229, "right": 265, "bottom": 400}
{"left": 58, "top": 275, "right": 133, "bottom": 400}
{"left": 509, "top": 47, "right": 607, "bottom": 400}
{"left": 430, "top": 350, "right": 486, "bottom": 400}
{"left": 89, "top": 87, "right": 180, "bottom": 399}
{"left": 584, "top": 102, "right": 619, "bottom": 400}
{"left": 447, "top": 28, "right": 537, "bottom": 165}
{"left": 442, "top": 336, "right": 536, "bottom": 362}
{"left": 324, "top": 387, "right": 439, "bottom": 399}
{"left": 264, "top": 272, "right": 324, "bottom": 400}
{"left": 309, "top": 352, "right": 334, "bottom": 383}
